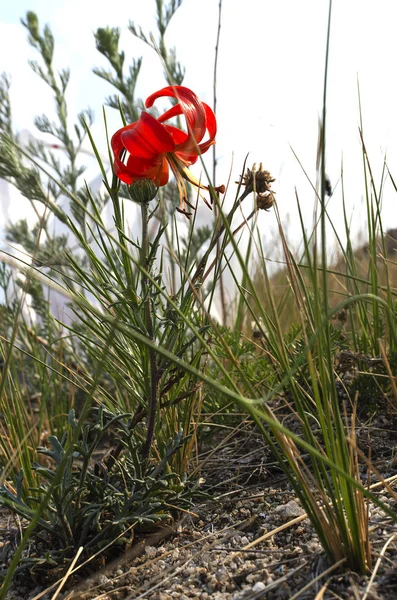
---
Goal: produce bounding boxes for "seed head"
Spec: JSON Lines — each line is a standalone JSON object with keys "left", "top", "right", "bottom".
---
{"left": 238, "top": 163, "right": 275, "bottom": 211}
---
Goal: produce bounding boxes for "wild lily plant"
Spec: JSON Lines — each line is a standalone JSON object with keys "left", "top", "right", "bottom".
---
{"left": 1, "top": 1, "right": 397, "bottom": 596}
{"left": 0, "top": 2, "right": 229, "bottom": 587}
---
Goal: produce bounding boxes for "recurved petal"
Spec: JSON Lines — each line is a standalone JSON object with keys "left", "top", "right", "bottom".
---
{"left": 146, "top": 86, "right": 206, "bottom": 146}
{"left": 157, "top": 103, "right": 183, "bottom": 123}
{"left": 121, "top": 112, "right": 175, "bottom": 159}
{"left": 113, "top": 155, "right": 136, "bottom": 184}
{"left": 197, "top": 102, "right": 217, "bottom": 152}
{"left": 111, "top": 122, "right": 137, "bottom": 158}
{"left": 174, "top": 102, "right": 217, "bottom": 156}
{"left": 163, "top": 124, "right": 189, "bottom": 148}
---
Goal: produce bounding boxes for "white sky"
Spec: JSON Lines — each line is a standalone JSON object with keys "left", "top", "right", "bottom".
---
{"left": 1, "top": 0, "right": 397, "bottom": 263}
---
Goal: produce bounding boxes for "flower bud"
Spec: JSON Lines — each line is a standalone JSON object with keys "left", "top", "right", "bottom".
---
{"left": 128, "top": 179, "right": 158, "bottom": 204}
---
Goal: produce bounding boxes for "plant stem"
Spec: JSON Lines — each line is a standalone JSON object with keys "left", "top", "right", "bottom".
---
{"left": 212, "top": 0, "right": 222, "bottom": 188}
{"left": 212, "top": 0, "right": 226, "bottom": 324}
{"left": 141, "top": 201, "right": 159, "bottom": 461}
{"left": 110, "top": 174, "right": 137, "bottom": 303}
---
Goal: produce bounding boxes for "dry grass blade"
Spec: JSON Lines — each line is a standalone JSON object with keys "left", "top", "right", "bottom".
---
{"left": 289, "top": 559, "right": 345, "bottom": 600}
{"left": 314, "top": 582, "right": 330, "bottom": 600}
{"left": 378, "top": 339, "right": 397, "bottom": 410}
{"left": 50, "top": 547, "right": 84, "bottom": 600}
{"left": 238, "top": 513, "right": 307, "bottom": 554}
{"left": 31, "top": 523, "right": 139, "bottom": 600}
{"left": 362, "top": 533, "right": 397, "bottom": 600}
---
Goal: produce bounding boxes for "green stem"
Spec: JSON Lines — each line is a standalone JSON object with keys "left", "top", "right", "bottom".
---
{"left": 110, "top": 175, "right": 137, "bottom": 303}
{"left": 140, "top": 201, "right": 159, "bottom": 461}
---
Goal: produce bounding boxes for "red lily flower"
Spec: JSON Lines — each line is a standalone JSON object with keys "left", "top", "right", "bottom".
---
{"left": 111, "top": 86, "right": 224, "bottom": 216}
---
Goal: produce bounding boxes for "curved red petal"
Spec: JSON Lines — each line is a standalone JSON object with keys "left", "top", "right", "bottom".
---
{"left": 121, "top": 112, "right": 174, "bottom": 159}
{"left": 156, "top": 157, "right": 170, "bottom": 186}
{"left": 199, "top": 102, "right": 217, "bottom": 148}
{"left": 146, "top": 86, "right": 206, "bottom": 148}
{"left": 113, "top": 155, "right": 135, "bottom": 184}
{"left": 114, "top": 153, "right": 169, "bottom": 187}
{"left": 126, "top": 154, "right": 169, "bottom": 185}
{"left": 111, "top": 122, "right": 137, "bottom": 158}
{"left": 157, "top": 103, "right": 183, "bottom": 123}
{"left": 175, "top": 152, "right": 199, "bottom": 165}
{"left": 175, "top": 103, "right": 217, "bottom": 158}
{"left": 163, "top": 124, "right": 189, "bottom": 146}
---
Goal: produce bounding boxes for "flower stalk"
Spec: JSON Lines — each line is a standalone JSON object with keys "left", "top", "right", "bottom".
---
{"left": 110, "top": 174, "right": 137, "bottom": 304}
{"left": 139, "top": 196, "right": 159, "bottom": 461}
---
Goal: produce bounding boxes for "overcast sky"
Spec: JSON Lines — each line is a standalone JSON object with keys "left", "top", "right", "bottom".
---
{"left": 2, "top": 0, "right": 397, "bottom": 261}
